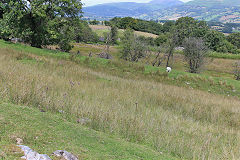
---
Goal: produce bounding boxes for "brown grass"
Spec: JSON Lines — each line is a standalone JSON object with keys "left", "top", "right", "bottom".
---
{"left": 1, "top": 48, "right": 240, "bottom": 159}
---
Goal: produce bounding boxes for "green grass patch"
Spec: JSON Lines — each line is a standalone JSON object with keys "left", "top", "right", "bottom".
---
{"left": 0, "top": 102, "right": 175, "bottom": 159}
{"left": 209, "top": 51, "right": 240, "bottom": 60}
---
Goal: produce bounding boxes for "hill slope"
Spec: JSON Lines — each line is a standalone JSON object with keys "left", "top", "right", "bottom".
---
{"left": 0, "top": 40, "right": 240, "bottom": 159}
{"left": 84, "top": 0, "right": 240, "bottom": 23}
{"left": 83, "top": 0, "right": 183, "bottom": 18}
{"left": 187, "top": 0, "right": 240, "bottom": 7}
{"left": 0, "top": 102, "right": 174, "bottom": 159}
{"left": 140, "top": 0, "right": 240, "bottom": 23}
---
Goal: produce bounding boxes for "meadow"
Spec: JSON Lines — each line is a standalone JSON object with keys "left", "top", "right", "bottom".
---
{"left": 89, "top": 25, "right": 158, "bottom": 38}
{"left": 0, "top": 40, "right": 240, "bottom": 159}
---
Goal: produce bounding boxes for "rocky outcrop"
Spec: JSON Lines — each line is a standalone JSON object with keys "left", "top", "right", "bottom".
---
{"left": 97, "top": 52, "right": 113, "bottom": 59}
{"left": 17, "top": 145, "right": 78, "bottom": 160}
{"left": 53, "top": 150, "right": 78, "bottom": 160}
{"left": 17, "top": 145, "right": 51, "bottom": 160}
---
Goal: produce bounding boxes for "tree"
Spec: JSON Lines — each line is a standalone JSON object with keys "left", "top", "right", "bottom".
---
{"left": 0, "top": 0, "right": 82, "bottom": 51}
{"left": 137, "top": 36, "right": 155, "bottom": 46}
{"left": 75, "top": 21, "right": 99, "bottom": 43}
{"left": 121, "top": 28, "right": 147, "bottom": 62}
{"left": 110, "top": 25, "right": 118, "bottom": 44}
{"left": 162, "top": 21, "right": 175, "bottom": 33}
{"left": 117, "top": 17, "right": 137, "bottom": 29}
{"left": 165, "top": 31, "right": 178, "bottom": 67}
{"left": 233, "top": 61, "right": 240, "bottom": 80}
{"left": 155, "top": 33, "right": 168, "bottom": 46}
{"left": 204, "top": 30, "right": 238, "bottom": 54}
{"left": 104, "top": 21, "right": 111, "bottom": 26}
{"left": 183, "top": 37, "right": 208, "bottom": 73}
{"left": 227, "top": 33, "right": 240, "bottom": 49}
{"left": 175, "top": 17, "right": 208, "bottom": 46}
{"left": 89, "top": 19, "right": 99, "bottom": 25}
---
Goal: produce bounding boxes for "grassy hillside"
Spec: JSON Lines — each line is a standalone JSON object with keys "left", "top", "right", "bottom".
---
{"left": 0, "top": 102, "right": 173, "bottom": 159}
{"left": 0, "top": 40, "right": 240, "bottom": 159}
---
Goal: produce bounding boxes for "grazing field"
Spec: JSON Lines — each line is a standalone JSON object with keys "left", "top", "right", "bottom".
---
{"left": 89, "top": 25, "right": 158, "bottom": 38}
{"left": 0, "top": 40, "right": 240, "bottom": 159}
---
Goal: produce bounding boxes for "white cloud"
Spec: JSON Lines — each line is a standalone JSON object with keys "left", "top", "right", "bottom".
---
{"left": 82, "top": 0, "right": 192, "bottom": 7}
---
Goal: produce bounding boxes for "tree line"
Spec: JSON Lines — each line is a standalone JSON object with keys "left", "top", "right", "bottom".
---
{"left": 105, "top": 17, "right": 240, "bottom": 54}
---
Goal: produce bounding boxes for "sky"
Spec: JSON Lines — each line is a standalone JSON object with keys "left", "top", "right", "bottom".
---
{"left": 82, "top": 0, "right": 192, "bottom": 7}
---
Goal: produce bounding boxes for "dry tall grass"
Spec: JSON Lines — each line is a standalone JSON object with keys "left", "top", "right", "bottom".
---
{"left": 1, "top": 48, "right": 240, "bottom": 159}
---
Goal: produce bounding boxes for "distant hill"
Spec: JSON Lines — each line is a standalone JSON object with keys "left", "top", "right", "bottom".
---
{"left": 139, "top": 0, "right": 240, "bottom": 23}
{"left": 187, "top": 0, "right": 240, "bottom": 7}
{"left": 83, "top": 0, "right": 183, "bottom": 18}
{"left": 83, "top": 0, "right": 240, "bottom": 23}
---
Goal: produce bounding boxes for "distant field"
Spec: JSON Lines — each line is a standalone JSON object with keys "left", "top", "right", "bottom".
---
{"left": 89, "top": 25, "right": 158, "bottom": 38}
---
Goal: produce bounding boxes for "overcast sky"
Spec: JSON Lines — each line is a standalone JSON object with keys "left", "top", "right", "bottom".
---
{"left": 82, "top": 0, "right": 192, "bottom": 7}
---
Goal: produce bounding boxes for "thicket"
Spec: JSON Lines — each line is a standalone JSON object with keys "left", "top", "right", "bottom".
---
{"left": 227, "top": 33, "right": 240, "bottom": 49}
{"left": 110, "top": 17, "right": 164, "bottom": 35}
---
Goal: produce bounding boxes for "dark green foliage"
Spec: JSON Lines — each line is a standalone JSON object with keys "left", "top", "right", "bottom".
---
{"left": 183, "top": 38, "right": 208, "bottom": 73}
{"left": 0, "top": 8, "right": 3, "bottom": 19}
{"left": 204, "top": 30, "right": 238, "bottom": 54}
{"left": 0, "top": 0, "right": 82, "bottom": 50}
{"left": 75, "top": 21, "right": 99, "bottom": 43}
{"left": 104, "top": 21, "right": 111, "bottom": 26}
{"left": 110, "top": 17, "right": 163, "bottom": 35}
{"left": 155, "top": 34, "right": 168, "bottom": 46}
{"left": 137, "top": 36, "right": 155, "bottom": 46}
{"left": 162, "top": 21, "right": 175, "bottom": 33}
{"left": 175, "top": 17, "right": 209, "bottom": 46}
{"left": 111, "top": 17, "right": 137, "bottom": 30}
{"left": 89, "top": 19, "right": 100, "bottom": 25}
{"left": 227, "top": 33, "right": 240, "bottom": 49}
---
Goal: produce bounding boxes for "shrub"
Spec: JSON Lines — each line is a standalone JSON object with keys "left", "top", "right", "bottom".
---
{"left": 183, "top": 37, "right": 208, "bottom": 73}
{"left": 233, "top": 61, "right": 240, "bottom": 80}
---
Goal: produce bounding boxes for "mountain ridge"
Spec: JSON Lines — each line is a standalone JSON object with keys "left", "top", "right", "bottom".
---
{"left": 83, "top": 0, "right": 240, "bottom": 23}
{"left": 83, "top": 0, "right": 183, "bottom": 18}
{"left": 141, "top": 0, "right": 240, "bottom": 23}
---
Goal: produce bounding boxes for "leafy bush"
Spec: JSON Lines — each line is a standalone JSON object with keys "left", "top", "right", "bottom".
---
{"left": 227, "top": 33, "right": 240, "bottom": 49}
